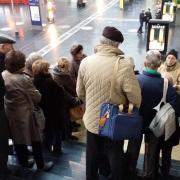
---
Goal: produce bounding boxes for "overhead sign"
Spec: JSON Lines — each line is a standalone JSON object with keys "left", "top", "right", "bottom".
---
{"left": 29, "top": 0, "right": 42, "bottom": 26}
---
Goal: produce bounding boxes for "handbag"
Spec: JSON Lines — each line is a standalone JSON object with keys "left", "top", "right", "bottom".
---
{"left": 70, "top": 104, "right": 84, "bottom": 121}
{"left": 98, "top": 57, "right": 142, "bottom": 140}
{"left": 149, "top": 78, "right": 176, "bottom": 141}
{"left": 33, "top": 106, "right": 46, "bottom": 130}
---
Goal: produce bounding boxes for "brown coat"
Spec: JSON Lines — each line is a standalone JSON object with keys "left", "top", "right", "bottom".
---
{"left": 2, "top": 70, "right": 41, "bottom": 145}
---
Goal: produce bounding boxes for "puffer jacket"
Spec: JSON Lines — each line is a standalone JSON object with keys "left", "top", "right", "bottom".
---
{"left": 76, "top": 44, "right": 141, "bottom": 134}
{"left": 159, "top": 61, "right": 180, "bottom": 93}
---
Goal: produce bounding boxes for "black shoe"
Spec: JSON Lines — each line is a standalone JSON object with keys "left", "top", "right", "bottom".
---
{"left": 38, "top": 161, "right": 54, "bottom": 171}
{"left": 27, "top": 158, "right": 35, "bottom": 168}
{"left": 136, "top": 176, "right": 155, "bottom": 180}
{"left": 72, "top": 127, "right": 79, "bottom": 132}
{"left": 72, "top": 122, "right": 81, "bottom": 128}
{"left": 69, "top": 135, "right": 79, "bottom": 140}
{"left": 53, "top": 145, "right": 62, "bottom": 154}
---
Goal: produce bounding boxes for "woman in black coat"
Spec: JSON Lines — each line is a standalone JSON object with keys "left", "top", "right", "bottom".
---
{"left": 32, "top": 60, "right": 78, "bottom": 152}
{"left": 52, "top": 57, "right": 76, "bottom": 97}
{"left": 52, "top": 57, "right": 83, "bottom": 140}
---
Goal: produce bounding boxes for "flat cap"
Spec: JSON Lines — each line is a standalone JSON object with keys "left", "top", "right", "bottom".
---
{"left": 0, "top": 33, "right": 16, "bottom": 44}
{"left": 102, "top": 26, "right": 124, "bottom": 43}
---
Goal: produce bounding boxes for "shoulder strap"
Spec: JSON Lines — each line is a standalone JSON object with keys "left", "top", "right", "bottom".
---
{"left": 153, "top": 78, "right": 168, "bottom": 111}
{"left": 109, "top": 56, "right": 124, "bottom": 103}
{"left": 162, "top": 78, "right": 168, "bottom": 103}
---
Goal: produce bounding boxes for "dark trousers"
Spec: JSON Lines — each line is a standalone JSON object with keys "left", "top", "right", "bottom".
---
{"left": 127, "top": 136, "right": 143, "bottom": 175}
{"left": 143, "top": 132, "right": 159, "bottom": 178}
{"left": 0, "top": 110, "right": 9, "bottom": 175}
{"left": 137, "top": 21, "right": 144, "bottom": 33}
{"left": 86, "top": 131, "right": 124, "bottom": 180}
{"left": 157, "top": 143, "right": 172, "bottom": 177}
{"left": 143, "top": 132, "right": 173, "bottom": 178}
{"left": 14, "top": 141, "right": 44, "bottom": 169}
{"left": 43, "top": 129, "right": 62, "bottom": 151}
{"left": 145, "top": 20, "right": 149, "bottom": 29}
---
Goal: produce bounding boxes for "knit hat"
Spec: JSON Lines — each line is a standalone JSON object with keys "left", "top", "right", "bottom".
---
{"left": 102, "top": 26, "right": 124, "bottom": 43}
{"left": 167, "top": 49, "right": 178, "bottom": 59}
{"left": 0, "top": 33, "right": 16, "bottom": 44}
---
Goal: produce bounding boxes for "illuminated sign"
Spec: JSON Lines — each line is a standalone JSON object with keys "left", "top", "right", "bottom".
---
{"left": 147, "top": 20, "right": 169, "bottom": 54}
{"left": 29, "top": 0, "right": 42, "bottom": 26}
{"left": 149, "top": 24, "right": 165, "bottom": 51}
{"left": 162, "top": 2, "right": 176, "bottom": 22}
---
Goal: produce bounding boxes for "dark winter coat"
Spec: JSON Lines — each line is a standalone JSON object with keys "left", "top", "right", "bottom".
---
{"left": 145, "top": 11, "right": 152, "bottom": 21}
{"left": 139, "top": 12, "right": 145, "bottom": 23}
{"left": 33, "top": 73, "right": 78, "bottom": 132}
{"left": 0, "top": 74, "right": 5, "bottom": 110}
{"left": 70, "top": 54, "right": 86, "bottom": 84}
{"left": 137, "top": 70, "right": 180, "bottom": 146}
{"left": 33, "top": 73, "right": 66, "bottom": 131}
{"left": 52, "top": 65, "right": 76, "bottom": 97}
{"left": 0, "top": 74, "right": 8, "bottom": 172}
{"left": 0, "top": 52, "right": 5, "bottom": 74}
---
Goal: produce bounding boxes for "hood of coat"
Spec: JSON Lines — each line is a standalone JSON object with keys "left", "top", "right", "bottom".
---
{"left": 165, "top": 61, "right": 180, "bottom": 72}
{"left": 52, "top": 65, "right": 70, "bottom": 78}
{"left": 94, "top": 44, "right": 124, "bottom": 56}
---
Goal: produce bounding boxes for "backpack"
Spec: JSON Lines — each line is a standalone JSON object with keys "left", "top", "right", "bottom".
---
{"left": 149, "top": 78, "right": 176, "bottom": 141}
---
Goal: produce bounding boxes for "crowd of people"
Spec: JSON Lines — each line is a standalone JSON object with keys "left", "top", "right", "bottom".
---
{"left": 0, "top": 25, "right": 180, "bottom": 180}
{"left": 0, "top": 35, "right": 85, "bottom": 178}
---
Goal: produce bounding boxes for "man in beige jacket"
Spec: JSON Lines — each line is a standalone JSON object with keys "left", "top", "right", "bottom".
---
{"left": 76, "top": 26, "right": 141, "bottom": 180}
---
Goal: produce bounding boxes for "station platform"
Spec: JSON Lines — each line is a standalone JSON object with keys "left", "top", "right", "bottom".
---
{"left": 0, "top": 0, "right": 180, "bottom": 179}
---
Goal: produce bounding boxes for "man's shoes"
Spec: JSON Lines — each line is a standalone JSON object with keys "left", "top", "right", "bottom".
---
{"left": 52, "top": 145, "right": 63, "bottom": 155}
{"left": 136, "top": 175, "right": 156, "bottom": 180}
{"left": 69, "top": 135, "right": 79, "bottom": 140}
{"left": 38, "top": 161, "right": 54, "bottom": 171}
{"left": 77, "top": 2, "right": 86, "bottom": 7}
{"left": 27, "top": 158, "right": 35, "bottom": 168}
{"left": 72, "top": 127, "right": 79, "bottom": 132}
{"left": 72, "top": 122, "right": 81, "bottom": 128}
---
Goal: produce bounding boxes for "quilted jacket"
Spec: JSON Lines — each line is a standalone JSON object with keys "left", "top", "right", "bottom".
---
{"left": 76, "top": 44, "right": 141, "bottom": 134}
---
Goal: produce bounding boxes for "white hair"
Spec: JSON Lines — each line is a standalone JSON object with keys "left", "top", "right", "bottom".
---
{"left": 100, "top": 36, "right": 120, "bottom": 47}
{"left": 145, "top": 50, "right": 161, "bottom": 69}
{"left": 27, "top": 52, "right": 43, "bottom": 62}
{"left": 26, "top": 52, "right": 43, "bottom": 73}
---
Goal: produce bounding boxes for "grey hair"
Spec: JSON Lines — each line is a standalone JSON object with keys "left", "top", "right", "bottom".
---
{"left": 100, "top": 36, "right": 120, "bottom": 47}
{"left": 26, "top": 52, "right": 43, "bottom": 73}
{"left": 145, "top": 50, "right": 161, "bottom": 69}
